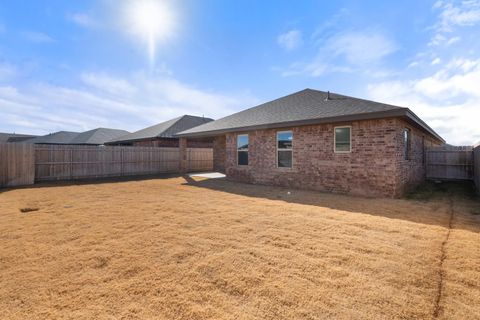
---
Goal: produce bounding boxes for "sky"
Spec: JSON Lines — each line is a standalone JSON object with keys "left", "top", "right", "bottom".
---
{"left": 0, "top": 0, "right": 479, "bottom": 145}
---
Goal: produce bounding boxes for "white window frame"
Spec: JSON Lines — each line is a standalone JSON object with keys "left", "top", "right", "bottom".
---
{"left": 276, "top": 130, "right": 293, "bottom": 168}
{"left": 334, "top": 126, "right": 352, "bottom": 153}
{"left": 237, "top": 134, "right": 249, "bottom": 166}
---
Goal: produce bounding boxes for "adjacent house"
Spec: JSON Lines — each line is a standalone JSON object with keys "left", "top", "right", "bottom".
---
{"left": 106, "top": 115, "right": 214, "bottom": 148}
{"left": 69, "top": 128, "right": 130, "bottom": 145}
{"left": 23, "top": 128, "right": 129, "bottom": 145}
{"left": 0, "top": 132, "right": 38, "bottom": 143}
{"left": 24, "top": 131, "right": 81, "bottom": 145}
{"left": 177, "top": 89, "right": 444, "bottom": 197}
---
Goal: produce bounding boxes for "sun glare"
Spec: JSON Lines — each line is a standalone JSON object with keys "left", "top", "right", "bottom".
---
{"left": 126, "top": 0, "right": 176, "bottom": 66}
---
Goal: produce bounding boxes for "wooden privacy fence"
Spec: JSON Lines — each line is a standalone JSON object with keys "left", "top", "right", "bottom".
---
{"left": 187, "top": 148, "right": 213, "bottom": 172}
{"left": 0, "top": 144, "right": 214, "bottom": 187}
{"left": 475, "top": 144, "right": 480, "bottom": 193}
{"left": 426, "top": 145, "right": 474, "bottom": 181}
{"left": 0, "top": 143, "right": 35, "bottom": 187}
{"left": 34, "top": 145, "right": 213, "bottom": 182}
{"left": 35, "top": 145, "right": 179, "bottom": 181}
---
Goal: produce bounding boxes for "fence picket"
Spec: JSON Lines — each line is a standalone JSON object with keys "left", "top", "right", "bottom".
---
{"left": 29, "top": 145, "right": 213, "bottom": 182}
{"left": 426, "top": 145, "right": 474, "bottom": 181}
{"left": 0, "top": 143, "right": 35, "bottom": 187}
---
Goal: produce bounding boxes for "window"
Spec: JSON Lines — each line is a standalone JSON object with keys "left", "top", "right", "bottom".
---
{"left": 277, "top": 131, "right": 292, "bottom": 168}
{"left": 334, "top": 126, "right": 351, "bottom": 153}
{"left": 237, "top": 134, "right": 249, "bottom": 166}
{"left": 404, "top": 128, "right": 411, "bottom": 160}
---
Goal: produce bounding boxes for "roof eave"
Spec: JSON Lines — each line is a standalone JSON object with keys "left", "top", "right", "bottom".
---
{"left": 105, "top": 136, "right": 176, "bottom": 144}
{"left": 175, "top": 109, "right": 409, "bottom": 138}
{"left": 176, "top": 108, "right": 445, "bottom": 143}
{"left": 404, "top": 110, "right": 445, "bottom": 143}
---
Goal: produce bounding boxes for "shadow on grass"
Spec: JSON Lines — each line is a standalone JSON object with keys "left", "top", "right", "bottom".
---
{"left": 0, "top": 173, "right": 183, "bottom": 194}
{"left": 406, "top": 180, "right": 479, "bottom": 202}
{"left": 183, "top": 177, "right": 480, "bottom": 232}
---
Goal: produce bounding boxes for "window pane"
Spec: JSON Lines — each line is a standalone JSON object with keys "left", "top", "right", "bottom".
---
{"left": 335, "top": 127, "right": 350, "bottom": 143}
{"left": 277, "top": 131, "right": 292, "bottom": 149}
{"left": 404, "top": 130, "right": 409, "bottom": 143}
{"left": 278, "top": 150, "right": 292, "bottom": 168}
{"left": 335, "top": 127, "right": 351, "bottom": 152}
{"left": 237, "top": 135, "right": 248, "bottom": 150}
{"left": 335, "top": 143, "right": 350, "bottom": 152}
{"left": 404, "top": 129, "right": 410, "bottom": 160}
{"left": 238, "top": 151, "right": 248, "bottom": 165}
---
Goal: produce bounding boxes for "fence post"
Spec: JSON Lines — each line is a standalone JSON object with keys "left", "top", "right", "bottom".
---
{"left": 121, "top": 148, "right": 124, "bottom": 176}
{"left": 474, "top": 144, "right": 480, "bottom": 194}
{"left": 70, "top": 148, "right": 73, "bottom": 180}
{"left": 179, "top": 138, "right": 187, "bottom": 173}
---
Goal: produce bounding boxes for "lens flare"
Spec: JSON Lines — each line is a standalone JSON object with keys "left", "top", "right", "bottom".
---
{"left": 126, "top": 0, "right": 176, "bottom": 66}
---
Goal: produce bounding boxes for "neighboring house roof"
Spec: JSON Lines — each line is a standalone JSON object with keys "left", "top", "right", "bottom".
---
{"left": 0, "top": 132, "right": 38, "bottom": 143}
{"left": 69, "top": 128, "right": 130, "bottom": 145}
{"left": 176, "top": 88, "right": 444, "bottom": 142}
{"left": 23, "top": 131, "right": 80, "bottom": 144}
{"left": 107, "top": 115, "right": 214, "bottom": 144}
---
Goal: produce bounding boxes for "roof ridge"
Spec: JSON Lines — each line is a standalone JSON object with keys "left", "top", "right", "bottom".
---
{"left": 155, "top": 115, "right": 186, "bottom": 137}
{"left": 306, "top": 88, "right": 406, "bottom": 110}
{"left": 205, "top": 89, "right": 312, "bottom": 122}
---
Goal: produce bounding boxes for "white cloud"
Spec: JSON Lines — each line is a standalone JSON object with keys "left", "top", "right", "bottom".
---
{"left": 445, "top": 36, "right": 461, "bottom": 45}
{"left": 68, "top": 13, "right": 98, "bottom": 28}
{"left": 0, "top": 63, "right": 16, "bottom": 81}
{"left": 327, "top": 31, "right": 397, "bottom": 65}
{"left": 430, "top": 1, "right": 480, "bottom": 45}
{"left": 277, "top": 30, "right": 303, "bottom": 51}
{"left": 22, "top": 31, "right": 55, "bottom": 43}
{"left": 364, "top": 2, "right": 480, "bottom": 145}
{"left": 0, "top": 71, "right": 258, "bottom": 135}
{"left": 414, "top": 58, "right": 480, "bottom": 98}
{"left": 408, "top": 61, "right": 419, "bottom": 68}
{"left": 81, "top": 73, "right": 137, "bottom": 96}
{"left": 367, "top": 58, "right": 480, "bottom": 145}
{"left": 434, "top": 0, "right": 480, "bottom": 32}
{"left": 279, "top": 30, "right": 396, "bottom": 77}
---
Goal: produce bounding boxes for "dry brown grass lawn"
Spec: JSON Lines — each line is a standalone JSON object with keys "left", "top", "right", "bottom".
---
{"left": 0, "top": 176, "right": 479, "bottom": 319}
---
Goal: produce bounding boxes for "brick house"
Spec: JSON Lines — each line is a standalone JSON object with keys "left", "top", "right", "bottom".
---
{"left": 177, "top": 89, "right": 444, "bottom": 198}
{"left": 106, "top": 115, "right": 214, "bottom": 148}
{"left": 23, "top": 128, "right": 130, "bottom": 145}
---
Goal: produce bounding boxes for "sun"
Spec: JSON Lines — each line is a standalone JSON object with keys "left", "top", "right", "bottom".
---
{"left": 126, "top": 0, "right": 176, "bottom": 65}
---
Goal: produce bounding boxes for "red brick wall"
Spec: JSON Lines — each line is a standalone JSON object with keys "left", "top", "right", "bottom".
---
{"left": 213, "top": 136, "right": 226, "bottom": 173}
{"left": 394, "top": 119, "right": 442, "bottom": 196}
{"left": 474, "top": 145, "right": 480, "bottom": 194}
{"left": 131, "top": 138, "right": 178, "bottom": 147}
{"left": 220, "top": 118, "right": 441, "bottom": 198}
{"left": 127, "top": 138, "right": 213, "bottom": 148}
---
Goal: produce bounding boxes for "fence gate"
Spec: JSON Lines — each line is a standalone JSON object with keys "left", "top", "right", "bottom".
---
{"left": 0, "top": 143, "right": 35, "bottom": 187}
{"left": 187, "top": 148, "right": 213, "bottom": 172}
{"left": 426, "top": 145, "right": 474, "bottom": 181}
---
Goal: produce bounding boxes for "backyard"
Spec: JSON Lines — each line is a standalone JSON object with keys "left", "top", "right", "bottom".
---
{"left": 0, "top": 176, "right": 479, "bottom": 319}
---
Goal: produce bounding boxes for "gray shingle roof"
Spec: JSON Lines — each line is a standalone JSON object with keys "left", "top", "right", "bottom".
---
{"left": 0, "top": 132, "right": 38, "bottom": 143}
{"left": 69, "top": 128, "right": 130, "bottom": 145}
{"left": 107, "top": 115, "right": 214, "bottom": 144}
{"left": 177, "top": 88, "right": 443, "bottom": 142}
{"left": 23, "top": 131, "right": 81, "bottom": 144}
